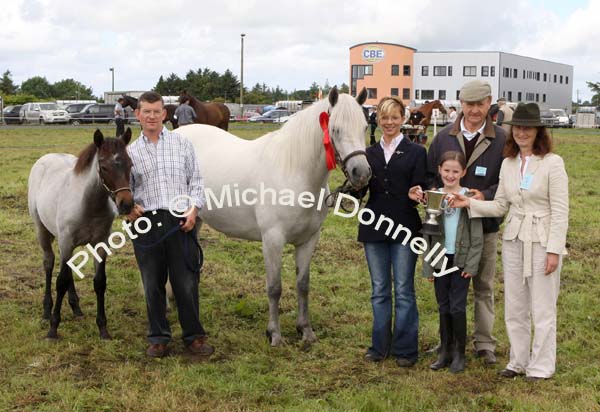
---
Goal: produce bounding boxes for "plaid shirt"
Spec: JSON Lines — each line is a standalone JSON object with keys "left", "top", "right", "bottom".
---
{"left": 127, "top": 127, "right": 204, "bottom": 212}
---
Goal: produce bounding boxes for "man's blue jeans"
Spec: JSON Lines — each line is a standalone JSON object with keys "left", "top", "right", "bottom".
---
{"left": 364, "top": 241, "right": 418, "bottom": 361}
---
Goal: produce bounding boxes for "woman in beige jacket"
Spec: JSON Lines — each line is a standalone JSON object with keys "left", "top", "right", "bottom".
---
{"left": 453, "top": 103, "right": 568, "bottom": 381}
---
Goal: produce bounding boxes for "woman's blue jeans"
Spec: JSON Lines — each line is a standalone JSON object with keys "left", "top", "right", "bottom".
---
{"left": 364, "top": 241, "right": 419, "bottom": 361}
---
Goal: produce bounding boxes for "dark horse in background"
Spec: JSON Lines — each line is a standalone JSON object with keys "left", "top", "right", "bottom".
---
{"left": 407, "top": 100, "right": 447, "bottom": 136}
{"left": 120, "top": 95, "right": 179, "bottom": 129}
{"left": 179, "top": 90, "right": 230, "bottom": 131}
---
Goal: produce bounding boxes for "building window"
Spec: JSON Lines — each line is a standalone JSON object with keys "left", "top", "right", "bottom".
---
{"left": 351, "top": 64, "right": 373, "bottom": 80}
{"left": 491, "top": 66, "right": 495, "bottom": 77}
{"left": 523, "top": 70, "right": 526, "bottom": 79}
{"left": 434, "top": 66, "right": 447, "bottom": 76}
{"left": 526, "top": 92, "right": 534, "bottom": 101}
{"left": 391, "top": 65, "right": 399, "bottom": 76}
{"left": 367, "top": 88, "right": 377, "bottom": 99}
{"left": 481, "top": 66, "right": 489, "bottom": 77}
{"left": 463, "top": 66, "right": 476, "bottom": 76}
{"left": 415, "top": 89, "right": 420, "bottom": 99}
{"left": 421, "top": 90, "right": 434, "bottom": 100}
{"left": 503, "top": 67, "right": 510, "bottom": 78}
{"left": 543, "top": 73, "right": 547, "bottom": 82}
{"left": 518, "top": 92, "right": 522, "bottom": 101}
{"left": 508, "top": 91, "right": 513, "bottom": 101}
{"left": 536, "top": 72, "right": 540, "bottom": 81}
{"left": 513, "top": 68, "right": 518, "bottom": 78}
{"left": 448, "top": 66, "right": 453, "bottom": 76}
{"left": 456, "top": 90, "right": 460, "bottom": 100}
{"left": 543, "top": 94, "right": 546, "bottom": 103}
{"left": 391, "top": 88, "right": 399, "bottom": 96}
{"left": 402, "top": 88, "right": 410, "bottom": 100}
{"left": 422, "top": 66, "right": 429, "bottom": 76}
{"left": 560, "top": 75, "right": 563, "bottom": 84}
{"left": 566, "top": 76, "right": 569, "bottom": 84}
{"left": 403, "top": 65, "right": 411, "bottom": 76}
{"left": 554, "top": 74, "right": 557, "bottom": 83}
{"left": 438, "top": 90, "right": 446, "bottom": 100}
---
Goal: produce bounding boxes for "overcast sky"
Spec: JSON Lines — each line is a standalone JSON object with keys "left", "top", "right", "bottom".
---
{"left": 1, "top": 0, "right": 598, "bottom": 102}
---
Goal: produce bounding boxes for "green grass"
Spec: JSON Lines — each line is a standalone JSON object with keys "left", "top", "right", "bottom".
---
{"left": 1, "top": 124, "right": 599, "bottom": 411}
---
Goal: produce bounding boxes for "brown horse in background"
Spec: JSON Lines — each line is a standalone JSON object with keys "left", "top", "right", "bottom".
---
{"left": 407, "top": 100, "right": 447, "bottom": 135}
{"left": 180, "top": 91, "right": 230, "bottom": 131}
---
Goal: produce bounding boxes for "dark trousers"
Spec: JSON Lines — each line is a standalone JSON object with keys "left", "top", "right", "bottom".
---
{"left": 433, "top": 255, "right": 471, "bottom": 315}
{"left": 132, "top": 210, "right": 206, "bottom": 345}
{"left": 115, "top": 118, "right": 125, "bottom": 137}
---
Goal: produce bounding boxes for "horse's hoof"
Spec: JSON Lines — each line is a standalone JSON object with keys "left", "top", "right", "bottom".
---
{"left": 99, "top": 329, "right": 112, "bottom": 340}
{"left": 46, "top": 330, "right": 59, "bottom": 340}
{"left": 72, "top": 309, "right": 84, "bottom": 318}
{"left": 302, "top": 330, "right": 318, "bottom": 344}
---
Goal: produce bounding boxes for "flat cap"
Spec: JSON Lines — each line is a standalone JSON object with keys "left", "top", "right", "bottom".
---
{"left": 459, "top": 80, "right": 492, "bottom": 102}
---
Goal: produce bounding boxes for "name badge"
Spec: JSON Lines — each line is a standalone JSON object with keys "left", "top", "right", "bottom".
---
{"left": 520, "top": 174, "right": 534, "bottom": 190}
{"left": 475, "top": 166, "right": 487, "bottom": 177}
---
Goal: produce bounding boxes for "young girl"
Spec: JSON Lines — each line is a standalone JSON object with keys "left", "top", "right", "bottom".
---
{"left": 423, "top": 151, "right": 483, "bottom": 373}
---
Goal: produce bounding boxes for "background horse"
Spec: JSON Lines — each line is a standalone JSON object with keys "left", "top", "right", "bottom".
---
{"left": 179, "top": 87, "right": 371, "bottom": 346}
{"left": 120, "top": 95, "right": 178, "bottom": 129}
{"left": 179, "top": 90, "right": 230, "bottom": 131}
{"left": 28, "top": 129, "right": 133, "bottom": 339}
{"left": 407, "top": 100, "right": 447, "bottom": 136}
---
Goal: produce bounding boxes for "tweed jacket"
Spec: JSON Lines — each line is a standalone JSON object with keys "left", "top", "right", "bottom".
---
{"left": 469, "top": 153, "right": 569, "bottom": 278}
{"left": 427, "top": 114, "right": 506, "bottom": 234}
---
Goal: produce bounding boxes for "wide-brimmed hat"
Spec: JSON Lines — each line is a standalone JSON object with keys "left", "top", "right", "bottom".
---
{"left": 504, "top": 103, "right": 544, "bottom": 127}
{"left": 459, "top": 80, "right": 492, "bottom": 102}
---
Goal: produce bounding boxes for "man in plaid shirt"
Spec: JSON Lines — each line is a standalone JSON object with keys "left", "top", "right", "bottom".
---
{"left": 126, "top": 91, "right": 213, "bottom": 358}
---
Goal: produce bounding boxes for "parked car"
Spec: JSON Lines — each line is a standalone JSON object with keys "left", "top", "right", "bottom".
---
{"left": 248, "top": 109, "right": 291, "bottom": 123}
{"left": 69, "top": 103, "right": 116, "bottom": 125}
{"left": 64, "top": 103, "right": 90, "bottom": 114}
{"left": 20, "top": 102, "right": 69, "bottom": 124}
{"left": 549, "top": 109, "right": 570, "bottom": 128}
{"left": 539, "top": 109, "right": 557, "bottom": 128}
{"left": 2, "top": 105, "right": 23, "bottom": 124}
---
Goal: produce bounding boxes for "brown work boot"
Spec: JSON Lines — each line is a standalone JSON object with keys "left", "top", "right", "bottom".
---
{"left": 146, "top": 343, "right": 169, "bottom": 358}
{"left": 188, "top": 336, "right": 215, "bottom": 357}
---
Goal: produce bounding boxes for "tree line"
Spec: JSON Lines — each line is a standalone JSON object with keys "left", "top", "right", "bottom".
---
{"left": 0, "top": 70, "right": 94, "bottom": 105}
{"left": 1, "top": 67, "right": 348, "bottom": 106}
{"left": 153, "top": 67, "right": 348, "bottom": 104}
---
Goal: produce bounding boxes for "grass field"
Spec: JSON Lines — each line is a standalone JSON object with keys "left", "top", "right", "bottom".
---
{"left": 0, "top": 124, "right": 599, "bottom": 412}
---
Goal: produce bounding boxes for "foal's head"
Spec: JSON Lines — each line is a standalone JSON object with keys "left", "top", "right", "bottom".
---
{"left": 75, "top": 128, "right": 134, "bottom": 215}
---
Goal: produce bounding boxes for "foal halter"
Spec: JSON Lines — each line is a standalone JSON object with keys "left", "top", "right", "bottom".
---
{"left": 97, "top": 161, "right": 131, "bottom": 201}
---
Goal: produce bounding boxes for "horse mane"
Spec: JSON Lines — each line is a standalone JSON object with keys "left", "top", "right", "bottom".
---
{"left": 73, "top": 138, "right": 126, "bottom": 175}
{"left": 74, "top": 144, "right": 98, "bottom": 174}
{"left": 261, "top": 95, "right": 363, "bottom": 174}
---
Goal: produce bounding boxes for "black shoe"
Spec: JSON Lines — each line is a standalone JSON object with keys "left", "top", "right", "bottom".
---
{"left": 364, "top": 350, "right": 385, "bottom": 362}
{"left": 395, "top": 357, "right": 416, "bottom": 368}
{"left": 526, "top": 376, "right": 546, "bottom": 382}
{"left": 476, "top": 349, "right": 497, "bottom": 365}
{"left": 499, "top": 368, "right": 519, "bottom": 378}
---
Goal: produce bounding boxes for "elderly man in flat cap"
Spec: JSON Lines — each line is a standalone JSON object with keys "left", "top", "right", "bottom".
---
{"left": 412, "top": 80, "right": 506, "bottom": 366}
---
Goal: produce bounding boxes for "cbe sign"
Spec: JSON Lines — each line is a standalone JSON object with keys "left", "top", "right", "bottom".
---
{"left": 362, "top": 46, "right": 385, "bottom": 63}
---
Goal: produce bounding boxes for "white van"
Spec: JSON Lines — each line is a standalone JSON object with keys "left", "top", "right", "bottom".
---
{"left": 20, "top": 102, "right": 69, "bottom": 124}
{"left": 549, "top": 109, "right": 570, "bottom": 128}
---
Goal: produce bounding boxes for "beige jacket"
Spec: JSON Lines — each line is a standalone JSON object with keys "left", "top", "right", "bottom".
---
{"left": 469, "top": 153, "right": 569, "bottom": 278}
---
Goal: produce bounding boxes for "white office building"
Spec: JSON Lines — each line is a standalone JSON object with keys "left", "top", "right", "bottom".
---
{"left": 413, "top": 51, "right": 573, "bottom": 112}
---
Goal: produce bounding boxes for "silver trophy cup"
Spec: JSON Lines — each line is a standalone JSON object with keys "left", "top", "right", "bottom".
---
{"left": 421, "top": 190, "right": 448, "bottom": 236}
